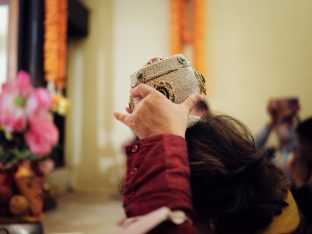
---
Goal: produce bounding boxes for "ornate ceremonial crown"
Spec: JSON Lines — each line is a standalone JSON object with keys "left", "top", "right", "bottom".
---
{"left": 129, "top": 54, "right": 207, "bottom": 113}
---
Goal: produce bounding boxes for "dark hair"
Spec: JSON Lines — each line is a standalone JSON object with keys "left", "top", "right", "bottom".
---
{"left": 185, "top": 115, "right": 289, "bottom": 234}
{"left": 296, "top": 117, "right": 312, "bottom": 142}
{"left": 195, "top": 100, "right": 209, "bottom": 112}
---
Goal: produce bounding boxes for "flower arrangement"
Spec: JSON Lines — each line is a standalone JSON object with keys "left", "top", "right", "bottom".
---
{"left": 0, "top": 71, "right": 59, "bottom": 169}
{"left": 0, "top": 71, "right": 60, "bottom": 222}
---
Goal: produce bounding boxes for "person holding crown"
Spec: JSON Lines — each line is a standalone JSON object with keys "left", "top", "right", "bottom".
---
{"left": 114, "top": 55, "right": 300, "bottom": 234}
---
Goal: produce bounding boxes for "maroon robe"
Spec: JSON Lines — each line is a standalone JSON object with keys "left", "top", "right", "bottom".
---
{"left": 123, "top": 134, "right": 198, "bottom": 233}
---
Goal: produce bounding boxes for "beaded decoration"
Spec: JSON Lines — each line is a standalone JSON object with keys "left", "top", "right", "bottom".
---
{"left": 153, "top": 81, "right": 175, "bottom": 102}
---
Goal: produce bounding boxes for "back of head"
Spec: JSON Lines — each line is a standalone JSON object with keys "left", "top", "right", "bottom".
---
{"left": 185, "top": 115, "right": 289, "bottom": 234}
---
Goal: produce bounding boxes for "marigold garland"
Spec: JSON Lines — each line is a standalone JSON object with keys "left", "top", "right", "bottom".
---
{"left": 170, "top": 0, "right": 184, "bottom": 55}
{"left": 170, "top": 0, "right": 207, "bottom": 77}
{"left": 192, "top": 0, "right": 207, "bottom": 76}
{"left": 44, "top": 0, "right": 68, "bottom": 90}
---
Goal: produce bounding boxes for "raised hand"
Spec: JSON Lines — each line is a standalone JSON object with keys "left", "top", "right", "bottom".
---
{"left": 113, "top": 84, "right": 201, "bottom": 139}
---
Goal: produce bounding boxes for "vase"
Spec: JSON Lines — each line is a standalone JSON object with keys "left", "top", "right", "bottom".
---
{"left": 0, "top": 162, "right": 43, "bottom": 224}
{"left": 0, "top": 168, "right": 15, "bottom": 216}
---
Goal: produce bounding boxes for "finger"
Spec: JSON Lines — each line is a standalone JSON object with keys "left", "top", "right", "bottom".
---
{"left": 113, "top": 112, "right": 131, "bottom": 127}
{"left": 131, "top": 83, "right": 155, "bottom": 99}
{"left": 182, "top": 94, "right": 202, "bottom": 113}
{"left": 125, "top": 107, "right": 131, "bottom": 114}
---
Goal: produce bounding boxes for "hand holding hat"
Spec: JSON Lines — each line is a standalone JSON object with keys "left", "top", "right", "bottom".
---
{"left": 114, "top": 54, "right": 206, "bottom": 139}
{"left": 114, "top": 84, "right": 201, "bottom": 139}
{"left": 128, "top": 54, "right": 206, "bottom": 112}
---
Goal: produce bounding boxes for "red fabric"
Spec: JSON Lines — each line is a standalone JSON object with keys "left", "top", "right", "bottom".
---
{"left": 123, "top": 134, "right": 198, "bottom": 233}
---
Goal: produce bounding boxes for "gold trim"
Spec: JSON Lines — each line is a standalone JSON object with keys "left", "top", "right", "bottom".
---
{"left": 194, "top": 69, "right": 207, "bottom": 95}
{"left": 128, "top": 97, "right": 135, "bottom": 113}
{"left": 153, "top": 81, "right": 175, "bottom": 102}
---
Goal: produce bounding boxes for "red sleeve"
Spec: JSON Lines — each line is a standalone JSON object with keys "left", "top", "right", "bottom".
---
{"left": 123, "top": 134, "right": 198, "bottom": 233}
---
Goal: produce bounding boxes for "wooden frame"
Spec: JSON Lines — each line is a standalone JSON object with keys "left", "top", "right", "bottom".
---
{"left": 0, "top": 0, "right": 19, "bottom": 81}
{"left": 7, "top": 0, "right": 19, "bottom": 80}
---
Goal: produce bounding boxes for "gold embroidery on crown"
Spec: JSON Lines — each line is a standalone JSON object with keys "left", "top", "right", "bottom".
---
{"left": 194, "top": 69, "right": 207, "bottom": 95}
{"left": 153, "top": 81, "right": 175, "bottom": 102}
{"left": 128, "top": 97, "right": 135, "bottom": 113}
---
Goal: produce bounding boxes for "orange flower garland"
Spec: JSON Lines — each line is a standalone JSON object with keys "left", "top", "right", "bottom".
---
{"left": 44, "top": 0, "right": 68, "bottom": 90}
{"left": 170, "top": 0, "right": 184, "bottom": 54}
{"left": 170, "top": 0, "right": 207, "bottom": 76}
{"left": 192, "top": 0, "right": 207, "bottom": 76}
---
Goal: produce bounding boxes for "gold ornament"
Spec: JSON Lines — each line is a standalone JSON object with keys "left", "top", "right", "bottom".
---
{"left": 153, "top": 81, "right": 175, "bottom": 102}
{"left": 128, "top": 97, "right": 135, "bottom": 113}
{"left": 9, "top": 195, "right": 30, "bottom": 216}
{"left": 194, "top": 69, "right": 207, "bottom": 95}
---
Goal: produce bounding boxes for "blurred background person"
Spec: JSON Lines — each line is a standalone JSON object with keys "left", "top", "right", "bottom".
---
{"left": 255, "top": 98, "right": 300, "bottom": 172}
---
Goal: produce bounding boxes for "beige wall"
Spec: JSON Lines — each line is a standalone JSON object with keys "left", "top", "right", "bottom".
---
{"left": 207, "top": 0, "right": 312, "bottom": 135}
{"left": 66, "top": 0, "right": 170, "bottom": 195}
{"left": 66, "top": 0, "right": 312, "bottom": 194}
{"left": 66, "top": 0, "right": 120, "bottom": 195}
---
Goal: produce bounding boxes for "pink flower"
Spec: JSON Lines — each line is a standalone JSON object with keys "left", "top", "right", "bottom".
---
{"left": 0, "top": 71, "right": 53, "bottom": 133}
{"left": 0, "top": 71, "right": 60, "bottom": 164}
{"left": 26, "top": 88, "right": 52, "bottom": 115}
{"left": 25, "top": 113, "right": 59, "bottom": 156}
{"left": 0, "top": 103, "right": 27, "bottom": 132}
{"left": 13, "top": 71, "right": 33, "bottom": 96}
{"left": 1, "top": 71, "right": 33, "bottom": 95}
{"left": 39, "top": 159, "right": 55, "bottom": 174}
{"left": 0, "top": 71, "right": 34, "bottom": 132}
{"left": 34, "top": 88, "right": 52, "bottom": 110}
